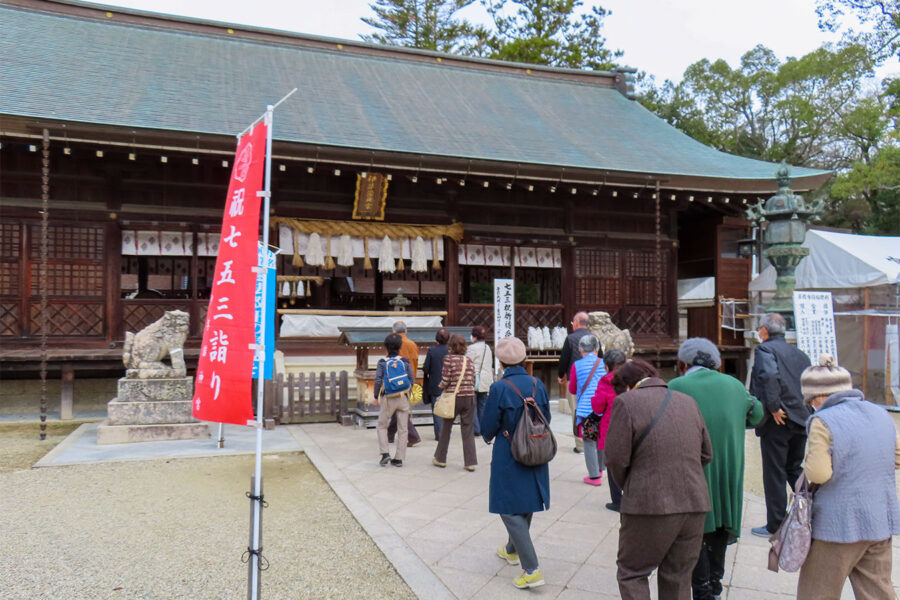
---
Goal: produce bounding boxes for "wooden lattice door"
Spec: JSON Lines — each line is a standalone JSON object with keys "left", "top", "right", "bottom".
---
{"left": 28, "top": 223, "right": 106, "bottom": 337}
{"left": 0, "top": 221, "right": 23, "bottom": 337}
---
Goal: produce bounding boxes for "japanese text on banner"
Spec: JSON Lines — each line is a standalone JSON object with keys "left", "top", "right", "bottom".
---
{"left": 493, "top": 279, "right": 515, "bottom": 340}
{"left": 193, "top": 122, "right": 268, "bottom": 425}
{"left": 252, "top": 243, "right": 277, "bottom": 380}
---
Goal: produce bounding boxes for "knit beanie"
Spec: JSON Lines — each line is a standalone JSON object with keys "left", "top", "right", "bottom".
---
{"left": 800, "top": 354, "right": 853, "bottom": 401}
{"left": 677, "top": 337, "right": 721, "bottom": 369}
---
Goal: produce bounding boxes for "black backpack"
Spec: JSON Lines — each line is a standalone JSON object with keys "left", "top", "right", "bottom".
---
{"left": 502, "top": 378, "right": 557, "bottom": 467}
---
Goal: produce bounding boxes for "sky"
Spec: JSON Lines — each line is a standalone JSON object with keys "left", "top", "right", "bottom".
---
{"left": 93, "top": 0, "right": 891, "bottom": 84}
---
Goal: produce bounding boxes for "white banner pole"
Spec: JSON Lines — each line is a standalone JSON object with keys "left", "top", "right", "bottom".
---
{"left": 248, "top": 103, "right": 275, "bottom": 600}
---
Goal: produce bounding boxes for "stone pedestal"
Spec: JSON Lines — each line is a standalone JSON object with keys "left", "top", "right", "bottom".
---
{"left": 97, "top": 377, "right": 209, "bottom": 445}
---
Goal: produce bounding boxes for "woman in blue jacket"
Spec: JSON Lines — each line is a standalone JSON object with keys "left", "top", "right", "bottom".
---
{"left": 481, "top": 336, "right": 551, "bottom": 590}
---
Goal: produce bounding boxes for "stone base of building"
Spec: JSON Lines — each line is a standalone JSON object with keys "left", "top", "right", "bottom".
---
{"left": 96, "top": 420, "right": 210, "bottom": 445}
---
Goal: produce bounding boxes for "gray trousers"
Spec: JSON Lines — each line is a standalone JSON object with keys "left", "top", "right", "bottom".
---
{"left": 568, "top": 391, "right": 584, "bottom": 451}
{"left": 584, "top": 443, "right": 605, "bottom": 479}
{"left": 501, "top": 513, "right": 539, "bottom": 571}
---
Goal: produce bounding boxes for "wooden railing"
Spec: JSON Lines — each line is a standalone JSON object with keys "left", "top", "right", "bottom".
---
{"left": 264, "top": 370, "right": 350, "bottom": 424}
{"left": 457, "top": 303, "right": 565, "bottom": 340}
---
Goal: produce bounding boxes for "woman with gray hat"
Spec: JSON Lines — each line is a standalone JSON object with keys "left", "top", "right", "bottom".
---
{"left": 481, "top": 336, "right": 551, "bottom": 590}
{"left": 796, "top": 354, "right": 900, "bottom": 600}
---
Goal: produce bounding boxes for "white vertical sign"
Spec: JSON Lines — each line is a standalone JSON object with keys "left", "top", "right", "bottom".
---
{"left": 793, "top": 291, "right": 838, "bottom": 363}
{"left": 886, "top": 324, "right": 899, "bottom": 406}
{"left": 493, "top": 278, "right": 515, "bottom": 340}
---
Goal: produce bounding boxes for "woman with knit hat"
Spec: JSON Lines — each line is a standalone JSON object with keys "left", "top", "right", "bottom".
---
{"left": 796, "top": 354, "right": 900, "bottom": 600}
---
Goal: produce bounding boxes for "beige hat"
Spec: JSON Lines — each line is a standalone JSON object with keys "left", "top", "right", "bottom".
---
{"left": 496, "top": 336, "right": 527, "bottom": 366}
{"left": 800, "top": 354, "right": 853, "bottom": 401}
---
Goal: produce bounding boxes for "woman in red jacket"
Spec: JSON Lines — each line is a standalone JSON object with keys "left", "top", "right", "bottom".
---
{"left": 591, "top": 349, "right": 627, "bottom": 511}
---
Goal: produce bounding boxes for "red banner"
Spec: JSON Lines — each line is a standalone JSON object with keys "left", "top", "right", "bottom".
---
{"left": 193, "top": 122, "right": 268, "bottom": 425}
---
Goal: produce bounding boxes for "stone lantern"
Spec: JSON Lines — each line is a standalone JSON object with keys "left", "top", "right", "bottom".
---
{"left": 747, "top": 163, "right": 823, "bottom": 326}
{"left": 389, "top": 288, "right": 412, "bottom": 312}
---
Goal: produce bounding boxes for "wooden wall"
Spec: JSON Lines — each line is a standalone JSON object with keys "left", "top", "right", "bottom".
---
{"left": 1, "top": 133, "right": 735, "bottom": 357}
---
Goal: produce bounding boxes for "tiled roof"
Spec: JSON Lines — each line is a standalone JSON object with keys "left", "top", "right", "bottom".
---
{"left": 0, "top": 2, "right": 829, "bottom": 187}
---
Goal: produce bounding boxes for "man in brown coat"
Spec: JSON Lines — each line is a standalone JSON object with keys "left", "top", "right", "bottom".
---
{"left": 606, "top": 360, "right": 713, "bottom": 600}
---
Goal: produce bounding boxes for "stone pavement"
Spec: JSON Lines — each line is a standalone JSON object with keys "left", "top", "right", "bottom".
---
{"left": 286, "top": 403, "right": 899, "bottom": 600}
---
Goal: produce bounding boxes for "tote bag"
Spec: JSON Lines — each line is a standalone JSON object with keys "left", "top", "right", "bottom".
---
{"left": 434, "top": 357, "right": 467, "bottom": 420}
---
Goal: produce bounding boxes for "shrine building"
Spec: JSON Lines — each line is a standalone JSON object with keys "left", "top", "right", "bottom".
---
{"left": 0, "top": 0, "right": 830, "bottom": 410}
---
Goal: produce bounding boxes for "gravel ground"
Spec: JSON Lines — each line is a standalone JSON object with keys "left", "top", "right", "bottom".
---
{"left": 0, "top": 451, "right": 414, "bottom": 600}
{"left": 0, "top": 421, "right": 83, "bottom": 474}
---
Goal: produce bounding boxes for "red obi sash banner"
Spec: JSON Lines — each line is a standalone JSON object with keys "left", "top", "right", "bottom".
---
{"left": 193, "top": 122, "right": 268, "bottom": 425}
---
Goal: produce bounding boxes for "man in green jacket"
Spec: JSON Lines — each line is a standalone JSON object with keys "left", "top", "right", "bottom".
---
{"left": 669, "top": 338, "right": 764, "bottom": 600}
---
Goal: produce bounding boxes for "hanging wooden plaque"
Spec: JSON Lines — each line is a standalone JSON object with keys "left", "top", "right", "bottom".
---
{"left": 352, "top": 173, "right": 388, "bottom": 221}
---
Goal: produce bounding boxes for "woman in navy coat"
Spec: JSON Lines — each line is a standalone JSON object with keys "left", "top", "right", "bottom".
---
{"left": 480, "top": 337, "right": 551, "bottom": 590}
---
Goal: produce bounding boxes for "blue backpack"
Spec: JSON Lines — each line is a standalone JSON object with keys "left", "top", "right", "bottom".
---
{"left": 382, "top": 356, "right": 412, "bottom": 396}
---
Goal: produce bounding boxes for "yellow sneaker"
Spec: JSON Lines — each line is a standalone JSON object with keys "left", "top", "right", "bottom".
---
{"left": 513, "top": 569, "right": 544, "bottom": 589}
{"left": 497, "top": 545, "right": 519, "bottom": 565}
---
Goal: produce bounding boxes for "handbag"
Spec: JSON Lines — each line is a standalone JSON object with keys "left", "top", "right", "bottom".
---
{"left": 768, "top": 473, "right": 814, "bottom": 573}
{"left": 474, "top": 345, "right": 488, "bottom": 391}
{"left": 582, "top": 413, "right": 602, "bottom": 441}
{"left": 434, "top": 356, "right": 467, "bottom": 420}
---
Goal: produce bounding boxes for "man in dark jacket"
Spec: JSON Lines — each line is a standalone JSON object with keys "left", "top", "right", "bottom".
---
{"left": 557, "top": 311, "right": 592, "bottom": 453}
{"left": 422, "top": 328, "right": 450, "bottom": 440}
{"left": 749, "top": 312, "right": 812, "bottom": 537}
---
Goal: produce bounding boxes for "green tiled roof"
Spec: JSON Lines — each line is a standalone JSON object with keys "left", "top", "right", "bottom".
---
{"left": 0, "top": 3, "right": 830, "bottom": 186}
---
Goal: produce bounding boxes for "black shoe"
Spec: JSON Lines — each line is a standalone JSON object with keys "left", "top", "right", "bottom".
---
{"left": 379, "top": 453, "right": 390, "bottom": 466}
{"left": 390, "top": 459, "right": 403, "bottom": 467}
{"left": 605, "top": 502, "right": 620, "bottom": 513}
{"left": 573, "top": 447, "right": 584, "bottom": 454}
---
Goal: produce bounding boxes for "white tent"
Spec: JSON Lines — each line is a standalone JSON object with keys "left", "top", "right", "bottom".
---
{"left": 678, "top": 276, "right": 716, "bottom": 307}
{"left": 749, "top": 230, "right": 900, "bottom": 291}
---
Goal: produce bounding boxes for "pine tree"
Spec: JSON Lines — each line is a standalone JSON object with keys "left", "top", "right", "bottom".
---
{"left": 361, "top": 0, "right": 474, "bottom": 53}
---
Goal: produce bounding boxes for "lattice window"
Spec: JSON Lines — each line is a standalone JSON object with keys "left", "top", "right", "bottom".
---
{"left": 0, "top": 302, "right": 18, "bottom": 336}
{"left": 575, "top": 278, "right": 621, "bottom": 306}
{"left": 614, "top": 307, "right": 669, "bottom": 336}
{"left": 30, "top": 301, "right": 104, "bottom": 336}
{"left": 575, "top": 249, "right": 620, "bottom": 277}
{"left": 0, "top": 222, "right": 20, "bottom": 258}
{"left": 122, "top": 302, "right": 190, "bottom": 333}
{"left": 575, "top": 248, "right": 622, "bottom": 306}
{"left": 31, "top": 263, "right": 104, "bottom": 296}
{"left": 0, "top": 263, "right": 18, "bottom": 297}
{"left": 0, "top": 222, "right": 21, "bottom": 297}
{"left": 31, "top": 225, "right": 104, "bottom": 259}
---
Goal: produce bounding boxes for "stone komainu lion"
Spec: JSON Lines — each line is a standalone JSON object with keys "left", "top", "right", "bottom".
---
{"left": 588, "top": 311, "right": 635, "bottom": 358}
{"left": 123, "top": 310, "right": 189, "bottom": 378}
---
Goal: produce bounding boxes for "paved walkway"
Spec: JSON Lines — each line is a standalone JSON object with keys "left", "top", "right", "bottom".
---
{"left": 287, "top": 403, "right": 899, "bottom": 600}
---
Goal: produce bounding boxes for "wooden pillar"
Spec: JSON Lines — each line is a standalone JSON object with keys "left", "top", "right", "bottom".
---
{"left": 446, "top": 237, "right": 459, "bottom": 325}
{"left": 60, "top": 364, "right": 74, "bottom": 420}
{"left": 105, "top": 220, "right": 122, "bottom": 344}
{"left": 560, "top": 245, "right": 575, "bottom": 319}
{"left": 190, "top": 229, "right": 200, "bottom": 337}
{"left": 863, "top": 287, "right": 870, "bottom": 396}
{"left": 668, "top": 208, "right": 679, "bottom": 340}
